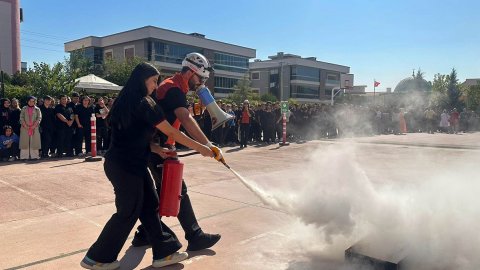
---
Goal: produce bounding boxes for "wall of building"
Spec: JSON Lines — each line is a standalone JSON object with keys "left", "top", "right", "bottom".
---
{"left": 0, "top": 0, "right": 20, "bottom": 75}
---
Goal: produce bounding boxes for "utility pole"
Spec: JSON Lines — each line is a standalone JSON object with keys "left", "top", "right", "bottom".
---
{"left": 1, "top": 70, "right": 5, "bottom": 98}
{"left": 280, "top": 61, "right": 284, "bottom": 101}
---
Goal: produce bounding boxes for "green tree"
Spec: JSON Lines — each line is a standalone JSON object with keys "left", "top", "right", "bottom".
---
{"left": 429, "top": 73, "right": 449, "bottom": 109}
{"left": 228, "top": 75, "right": 259, "bottom": 104}
{"left": 260, "top": 93, "right": 277, "bottom": 103}
{"left": 461, "top": 82, "right": 480, "bottom": 111}
{"left": 64, "top": 49, "right": 95, "bottom": 79}
{"left": 5, "top": 84, "right": 34, "bottom": 101}
{"left": 446, "top": 68, "right": 461, "bottom": 109}
{"left": 102, "top": 57, "right": 146, "bottom": 86}
{"left": 25, "top": 62, "right": 78, "bottom": 98}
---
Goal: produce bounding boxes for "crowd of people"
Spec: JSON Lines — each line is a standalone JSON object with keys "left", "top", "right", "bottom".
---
{"left": 0, "top": 94, "right": 114, "bottom": 162}
{"left": 2, "top": 94, "right": 480, "bottom": 162}
{"left": 197, "top": 101, "right": 480, "bottom": 146}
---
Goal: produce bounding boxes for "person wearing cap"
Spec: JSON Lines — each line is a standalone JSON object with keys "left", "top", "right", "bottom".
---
{"left": 131, "top": 53, "right": 223, "bottom": 252}
{"left": 19, "top": 96, "right": 42, "bottom": 160}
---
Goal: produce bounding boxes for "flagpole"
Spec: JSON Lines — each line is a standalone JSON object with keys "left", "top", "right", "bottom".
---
{"left": 373, "top": 79, "right": 376, "bottom": 105}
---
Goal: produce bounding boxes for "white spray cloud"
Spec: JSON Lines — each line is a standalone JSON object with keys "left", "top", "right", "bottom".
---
{"left": 246, "top": 142, "right": 480, "bottom": 270}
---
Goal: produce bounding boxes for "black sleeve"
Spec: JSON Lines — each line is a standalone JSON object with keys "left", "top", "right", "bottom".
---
{"left": 54, "top": 105, "right": 62, "bottom": 115}
{"left": 139, "top": 97, "right": 166, "bottom": 127}
{"left": 165, "top": 87, "right": 188, "bottom": 110}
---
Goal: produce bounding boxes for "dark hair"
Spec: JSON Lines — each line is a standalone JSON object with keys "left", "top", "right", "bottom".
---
{"left": 44, "top": 95, "right": 53, "bottom": 100}
{"left": 71, "top": 92, "right": 80, "bottom": 97}
{"left": 3, "top": 125, "right": 12, "bottom": 133}
{"left": 59, "top": 94, "right": 67, "bottom": 99}
{"left": 80, "top": 96, "right": 90, "bottom": 102}
{"left": 1, "top": 98, "right": 10, "bottom": 107}
{"left": 108, "top": 62, "right": 160, "bottom": 128}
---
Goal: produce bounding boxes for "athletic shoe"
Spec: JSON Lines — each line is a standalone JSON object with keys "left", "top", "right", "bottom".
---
{"left": 152, "top": 251, "right": 188, "bottom": 268}
{"left": 80, "top": 256, "right": 120, "bottom": 270}
{"left": 131, "top": 230, "right": 151, "bottom": 247}
{"left": 187, "top": 232, "right": 221, "bottom": 251}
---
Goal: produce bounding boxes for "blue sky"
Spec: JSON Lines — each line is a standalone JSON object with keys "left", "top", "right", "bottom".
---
{"left": 19, "top": 0, "right": 480, "bottom": 92}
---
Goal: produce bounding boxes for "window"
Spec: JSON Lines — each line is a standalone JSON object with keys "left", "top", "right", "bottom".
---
{"left": 124, "top": 45, "right": 135, "bottom": 60}
{"left": 290, "top": 83, "right": 320, "bottom": 99}
{"left": 214, "top": 52, "right": 249, "bottom": 73}
{"left": 251, "top": 72, "right": 260, "bottom": 80}
{"left": 214, "top": 76, "right": 239, "bottom": 94}
{"left": 104, "top": 49, "right": 113, "bottom": 60}
{"left": 290, "top": 66, "right": 320, "bottom": 82}
{"left": 154, "top": 42, "right": 200, "bottom": 64}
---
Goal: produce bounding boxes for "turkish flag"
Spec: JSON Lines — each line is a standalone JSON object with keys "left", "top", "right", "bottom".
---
{"left": 374, "top": 81, "right": 380, "bottom": 87}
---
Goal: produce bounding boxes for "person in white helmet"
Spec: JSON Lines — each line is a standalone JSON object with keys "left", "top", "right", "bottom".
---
{"left": 132, "top": 53, "right": 223, "bottom": 252}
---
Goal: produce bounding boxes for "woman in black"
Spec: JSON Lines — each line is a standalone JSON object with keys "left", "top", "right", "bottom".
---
{"left": 81, "top": 63, "right": 213, "bottom": 270}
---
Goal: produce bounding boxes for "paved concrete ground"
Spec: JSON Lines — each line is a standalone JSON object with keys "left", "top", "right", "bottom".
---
{"left": 1, "top": 133, "right": 479, "bottom": 270}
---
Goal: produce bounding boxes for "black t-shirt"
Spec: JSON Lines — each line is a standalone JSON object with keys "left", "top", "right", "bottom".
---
{"left": 54, "top": 104, "right": 74, "bottom": 129}
{"left": 156, "top": 87, "right": 188, "bottom": 125}
{"left": 75, "top": 104, "right": 94, "bottom": 128}
{"left": 105, "top": 97, "right": 165, "bottom": 175}
{"left": 95, "top": 105, "right": 107, "bottom": 128}
{"left": 39, "top": 105, "right": 55, "bottom": 129}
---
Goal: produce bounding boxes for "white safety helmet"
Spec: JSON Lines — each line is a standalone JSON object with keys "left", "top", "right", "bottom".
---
{"left": 182, "top": 52, "right": 214, "bottom": 79}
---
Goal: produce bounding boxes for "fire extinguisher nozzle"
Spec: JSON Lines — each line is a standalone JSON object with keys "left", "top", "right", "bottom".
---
{"left": 221, "top": 160, "right": 230, "bottom": 169}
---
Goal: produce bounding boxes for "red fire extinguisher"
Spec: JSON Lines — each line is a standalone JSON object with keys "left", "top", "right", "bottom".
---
{"left": 159, "top": 158, "right": 184, "bottom": 217}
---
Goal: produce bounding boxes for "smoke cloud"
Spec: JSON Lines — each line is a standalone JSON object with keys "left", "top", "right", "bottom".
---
{"left": 247, "top": 142, "right": 480, "bottom": 270}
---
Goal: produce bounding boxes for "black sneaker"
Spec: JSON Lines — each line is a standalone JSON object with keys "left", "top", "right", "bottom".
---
{"left": 186, "top": 232, "right": 221, "bottom": 251}
{"left": 131, "top": 230, "right": 151, "bottom": 247}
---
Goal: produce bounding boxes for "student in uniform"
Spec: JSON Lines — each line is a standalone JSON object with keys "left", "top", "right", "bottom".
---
{"left": 80, "top": 62, "right": 214, "bottom": 270}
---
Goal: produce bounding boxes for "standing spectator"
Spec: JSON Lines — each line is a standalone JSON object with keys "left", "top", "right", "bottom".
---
{"left": 0, "top": 98, "right": 11, "bottom": 129}
{"left": 250, "top": 104, "right": 262, "bottom": 143}
{"left": 0, "top": 125, "right": 19, "bottom": 161}
{"left": 95, "top": 97, "right": 109, "bottom": 154}
{"left": 75, "top": 96, "right": 95, "bottom": 155}
{"left": 223, "top": 104, "right": 236, "bottom": 145}
{"left": 239, "top": 100, "right": 253, "bottom": 148}
{"left": 439, "top": 109, "right": 450, "bottom": 133}
{"left": 39, "top": 96, "right": 55, "bottom": 158}
{"left": 260, "top": 102, "right": 275, "bottom": 144}
{"left": 459, "top": 108, "right": 469, "bottom": 132}
{"left": 9, "top": 98, "right": 21, "bottom": 136}
{"left": 19, "top": 96, "right": 42, "bottom": 160}
{"left": 68, "top": 92, "right": 81, "bottom": 155}
{"left": 450, "top": 108, "right": 460, "bottom": 134}
{"left": 399, "top": 108, "right": 407, "bottom": 134}
{"left": 55, "top": 95, "right": 74, "bottom": 157}
{"left": 424, "top": 108, "right": 436, "bottom": 134}
{"left": 105, "top": 97, "right": 115, "bottom": 150}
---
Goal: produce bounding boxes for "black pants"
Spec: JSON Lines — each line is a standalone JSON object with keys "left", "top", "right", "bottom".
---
{"left": 72, "top": 127, "right": 83, "bottom": 155}
{"left": 263, "top": 125, "right": 275, "bottom": 143}
{"left": 136, "top": 153, "right": 201, "bottom": 244}
{"left": 76, "top": 127, "right": 92, "bottom": 153}
{"left": 40, "top": 127, "right": 54, "bottom": 157}
{"left": 240, "top": 123, "right": 250, "bottom": 147}
{"left": 0, "top": 143, "right": 19, "bottom": 159}
{"left": 96, "top": 126, "right": 108, "bottom": 151}
{"left": 56, "top": 127, "right": 73, "bottom": 155}
{"left": 86, "top": 158, "right": 181, "bottom": 263}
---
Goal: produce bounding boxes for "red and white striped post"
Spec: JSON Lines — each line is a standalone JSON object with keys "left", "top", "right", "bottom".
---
{"left": 279, "top": 102, "right": 290, "bottom": 146}
{"left": 85, "top": 113, "right": 102, "bottom": 161}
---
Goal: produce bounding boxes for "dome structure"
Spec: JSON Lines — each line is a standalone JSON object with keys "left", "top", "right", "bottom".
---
{"left": 394, "top": 76, "right": 432, "bottom": 93}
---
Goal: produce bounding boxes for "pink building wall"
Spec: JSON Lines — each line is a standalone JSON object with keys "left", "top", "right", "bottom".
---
{"left": 0, "top": 0, "right": 20, "bottom": 74}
